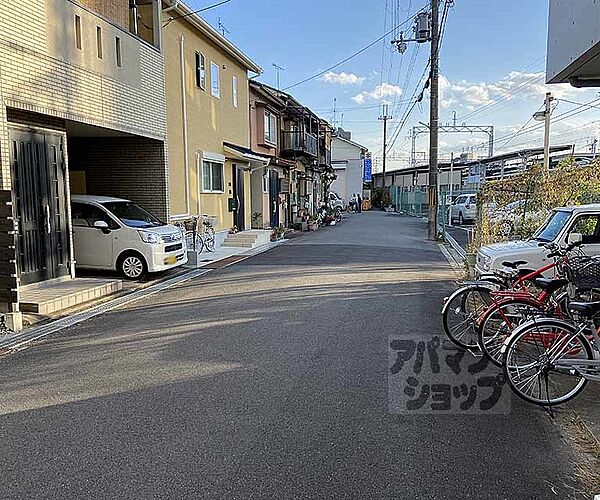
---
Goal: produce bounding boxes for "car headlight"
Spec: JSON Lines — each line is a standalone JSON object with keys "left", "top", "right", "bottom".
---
{"left": 138, "top": 230, "right": 163, "bottom": 244}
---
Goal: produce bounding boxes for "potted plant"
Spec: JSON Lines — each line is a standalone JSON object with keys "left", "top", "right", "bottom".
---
{"left": 270, "top": 225, "right": 286, "bottom": 241}
{"left": 307, "top": 216, "right": 319, "bottom": 231}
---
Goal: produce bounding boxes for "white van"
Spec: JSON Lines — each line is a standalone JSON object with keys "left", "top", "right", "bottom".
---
{"left": 71, "top": 195, "right": 187, "bottom": 279}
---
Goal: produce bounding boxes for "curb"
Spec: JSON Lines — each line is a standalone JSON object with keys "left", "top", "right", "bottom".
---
{"left": 0, "top": 239, "right": 283, "bottom": 355}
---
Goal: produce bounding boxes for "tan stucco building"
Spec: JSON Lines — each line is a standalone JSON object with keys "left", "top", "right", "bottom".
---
{"left": 161, "top": 1, "right": 263, "bottom": 235}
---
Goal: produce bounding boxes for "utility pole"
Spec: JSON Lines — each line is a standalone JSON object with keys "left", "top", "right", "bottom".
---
{"left": 428, "top": 0, "right": 440, "bottom": 240}
{"left": 543, "top": 92, "right": 553, "bottom": 174}
{"left": 448, "top": 151, "right": 454, "bottom": 227}
{"left": 379, "top": 103, "right": 392, "bottom": 181}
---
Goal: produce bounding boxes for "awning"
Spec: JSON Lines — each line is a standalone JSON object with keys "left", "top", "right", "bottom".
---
{"left": 224, "top": 142, "right": 271, "bottom": 169}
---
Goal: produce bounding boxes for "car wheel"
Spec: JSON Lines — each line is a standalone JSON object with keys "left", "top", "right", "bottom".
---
{"left": 118, "top": 253, "right": 147, "bottom": 280}
{"left": 458, "top": 212, "right": 464, "bottom": 225}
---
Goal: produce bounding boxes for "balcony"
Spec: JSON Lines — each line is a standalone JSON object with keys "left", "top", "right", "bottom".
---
{"left": 282, "top": 131, "right": 318, "bottom": 157}
{"left": 319, "top": 144, "right": 331, "bottom": 166}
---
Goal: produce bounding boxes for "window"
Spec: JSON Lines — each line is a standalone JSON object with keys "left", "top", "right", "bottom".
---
{"left": 264, "top": 111, "right": 277, "bottom": 145}
{"left": 195, "top": 52, "right": 206, "bottom": 90}
{"left": 210, "top": 62, "right": 220, "bottom": 98}
{"left": 533, "top": 210, "right": 571, "bottom": 242}
{"left": 74, "top": 15, "right": 82, "bottom": 50}
{"left": 102, "top": 201, "right": 165, "bottom": 229}
{"left": 202, "top": 161, "right": 224, "bottom": 192}
{"left": 569, "top": 215, "right": 600, "bottom": 244}
{"left": 71, "top": 203, "right": 119, "bottom": 230}
{"left": 96, "top": 26, "right": 103, "bottom": 59}
{"left": 232, "top": 75, "right": 238, "bottom": 108}
{"left": 115, "top": 37, "right": 122, "bottom": 67}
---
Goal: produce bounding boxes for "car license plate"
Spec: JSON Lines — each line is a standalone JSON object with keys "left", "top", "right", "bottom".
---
{"left": 165, "top": 256, "right": 177, "bottom": 265}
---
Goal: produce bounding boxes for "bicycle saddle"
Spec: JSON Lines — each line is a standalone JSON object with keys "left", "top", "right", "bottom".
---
{"left": 502, "top": 260, "right": 528, "bottom": 269}
{"left": 534, "top": 277, "right": 569, "bottom": 294}
{"left": 568, "top": 301, "right": 600, "bottom": 317}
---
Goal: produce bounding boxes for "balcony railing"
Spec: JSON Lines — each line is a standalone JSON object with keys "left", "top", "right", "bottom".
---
{"left": 282, "top": 131, "right": 318, "bottom": 157}
{"left": 320, "top": 148, "right": 331, "bottom": 166}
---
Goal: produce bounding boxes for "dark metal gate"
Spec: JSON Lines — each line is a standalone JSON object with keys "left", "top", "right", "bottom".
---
{"left": 9, "top": 128, "right": 69, "bottom": 285}
{"left": 269, "top": 170, "right": 280, "bottom": 228}
{"left": 232, "top": 164, "right": 245, "bottom": 231}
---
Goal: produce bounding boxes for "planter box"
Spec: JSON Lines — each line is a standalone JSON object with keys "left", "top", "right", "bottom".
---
{"left": 301, "top": 222, "right": 309, "bottom": 232}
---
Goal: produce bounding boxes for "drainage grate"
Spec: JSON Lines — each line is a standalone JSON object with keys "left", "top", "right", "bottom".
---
{"left": 0, "top": 268, "right": 211, "bottom": 353}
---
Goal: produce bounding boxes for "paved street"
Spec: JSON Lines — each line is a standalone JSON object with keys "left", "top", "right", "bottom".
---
{"left": 0, "top": 212, "right": 585, "bottom": 499}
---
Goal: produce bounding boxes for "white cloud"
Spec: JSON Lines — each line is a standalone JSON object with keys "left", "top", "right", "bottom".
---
{"left": 438, "top": 71, "right": 587, "bottom": 112}
{"left": 322, "top": 71, "right": 366, "bottom": 85}
{"left": 351, "top": 83, "right": 403, "bottom": 103}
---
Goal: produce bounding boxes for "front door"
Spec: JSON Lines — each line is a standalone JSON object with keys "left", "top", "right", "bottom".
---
{"left": 9, "top": 128, "right": 69, "bottom": 285}
{"left": 269, "top": 171, "right": 280, "bottom": 227}
{"left": 232, "top": 164, "right": 245, "bottom": 231}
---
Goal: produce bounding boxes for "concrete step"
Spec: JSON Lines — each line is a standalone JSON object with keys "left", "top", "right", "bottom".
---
{"left": 222, "top": 241, "right": 255, "bottom": 248}
{"left": 221, "top": 230, "right": 272, "bottom": 249}
{"left": 20, "top": 278, "right": 123, "bottom": 315}
{"left": 224, "top": 234, "right": 258, "bottom": 241}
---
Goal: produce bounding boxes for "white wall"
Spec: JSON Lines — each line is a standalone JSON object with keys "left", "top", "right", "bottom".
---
{"left": 547, "top": 0, "right": 600, "bottom": 83}
{"left": 331, "top": 137, "right": 365, "bottom": 202}
{"left": 331, "top": 167, "right": 347, "bottom": 200}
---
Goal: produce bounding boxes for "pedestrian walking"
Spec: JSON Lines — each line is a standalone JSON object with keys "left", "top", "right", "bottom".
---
{"left": 357, "top": 193, "right": 362, "bottom": 213}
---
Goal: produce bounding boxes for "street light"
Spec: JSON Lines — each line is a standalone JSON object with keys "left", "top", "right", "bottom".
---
{"left": 533, "top": 92, "right": 554, "bottom": 174}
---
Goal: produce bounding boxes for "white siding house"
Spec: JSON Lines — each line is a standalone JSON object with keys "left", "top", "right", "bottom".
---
{"left": 330, "top": 130, "right": 367, "bottom": 203}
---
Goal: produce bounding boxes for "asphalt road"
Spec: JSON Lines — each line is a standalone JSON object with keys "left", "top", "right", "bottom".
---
{"left": 0, "top": 212, "right": 584, "bottom": 499}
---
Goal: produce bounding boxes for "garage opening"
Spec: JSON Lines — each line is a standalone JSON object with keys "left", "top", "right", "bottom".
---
{"left": 67, "top": 121, "right": 168, "bottom": 220}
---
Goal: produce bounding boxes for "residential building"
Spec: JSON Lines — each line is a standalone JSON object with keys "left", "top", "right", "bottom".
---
{"left": 248, "top": 81, "right": 295, "bottom": 229}
{"left": 277, "top": 94, "right": 333, "bottom": 224}
{"left": 0, "top": 0, "right": 167, "bottom": 327}
{"left": 330, "top": 128, "right": 368, "bottom": 203}
{"left": 547, "top": 0, "right": 600, "bottom": 86}
{"left": 161, "top": 0, "right": 264, "bottom": 239}
{"left": 247, "top": 82, "right": 333, "bottom": 227}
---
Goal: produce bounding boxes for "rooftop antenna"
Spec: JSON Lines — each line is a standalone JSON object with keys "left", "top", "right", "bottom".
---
{"left": 217, "top": 17, "right": 230, "bottom": 37}
{"left": 272, "top": 62, "right": 285, "bottom": 90}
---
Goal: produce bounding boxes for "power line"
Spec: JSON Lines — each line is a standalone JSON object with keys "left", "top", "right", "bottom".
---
{"left": 456, "top": 97, "right": 600, "bottom": 153}
{"left": 283, "top": 5, "right": 427, "bottom": 91}
{"left": 162, "top": 0, "right": 232, "bottom": 27}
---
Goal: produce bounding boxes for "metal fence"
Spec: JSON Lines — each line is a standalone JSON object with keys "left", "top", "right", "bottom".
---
{"left": 390, "top": 186, "right": 429, "bottom": 218}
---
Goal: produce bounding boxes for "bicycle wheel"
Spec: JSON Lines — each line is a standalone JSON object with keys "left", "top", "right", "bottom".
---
{"left": 478, "top": 298, "right": 543, "bottom": 367}
{"left": 202, "top": 226, "right": 215, "bottom": 252}
{"left": 503, "top": 319, "right": 592, "bottom": 406}
{"left": 185, "top": 230, "right": 202, "bottom": 252}
{"left": 442, "top": 285, "right": 493, "bottom": 350}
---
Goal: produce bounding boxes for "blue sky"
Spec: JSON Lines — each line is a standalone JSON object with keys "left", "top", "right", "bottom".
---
{"left": 189, "top": 0, "right": 600, "bottom": 172}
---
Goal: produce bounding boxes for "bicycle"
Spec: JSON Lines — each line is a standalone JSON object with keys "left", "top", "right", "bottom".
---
{"left": 176, "top": 215, "right": 216, "bottom": 253}
{"left": 442, "top": 240, "right": 582, "bottom": 353}
{"left": 502, "top": 255, "right": 600, "bottom": 406}
{"left": 442, "top": 261, "right": 546, "bottom": 351}
{"left": 475, "top": 241, "right": 585, "bottom": 366}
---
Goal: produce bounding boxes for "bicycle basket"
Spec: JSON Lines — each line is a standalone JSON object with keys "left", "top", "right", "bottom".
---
{"left": 565, "top": 256, "right": 600, "bottom": 290}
